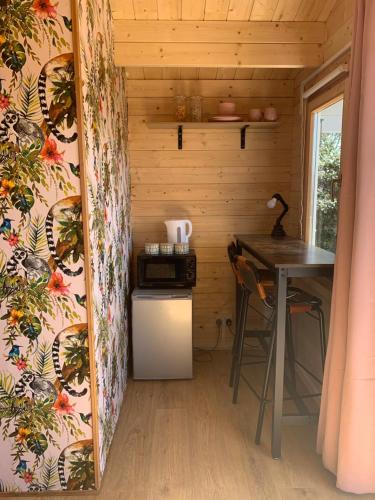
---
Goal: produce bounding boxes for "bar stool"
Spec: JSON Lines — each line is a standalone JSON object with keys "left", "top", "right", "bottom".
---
{"left": 227, "top": 242, "right": 276, "bottom": 392}
{"left": 227, "top": 245, "right": 327, "bottom": 444}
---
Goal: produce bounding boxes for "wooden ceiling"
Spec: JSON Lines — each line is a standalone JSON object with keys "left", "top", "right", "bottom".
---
{"left": 111, "top": 1, "right": 340, "bottom": 70}
{"left": 110, "top": 0, "right": 337, "bottom": 22}
{"left": 126, "top": 67, "right": 301, "bottom": 80}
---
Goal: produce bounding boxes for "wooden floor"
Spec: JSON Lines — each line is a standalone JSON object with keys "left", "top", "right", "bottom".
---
{"left": 18, "top": 352, "right": 375, "bottom": 500}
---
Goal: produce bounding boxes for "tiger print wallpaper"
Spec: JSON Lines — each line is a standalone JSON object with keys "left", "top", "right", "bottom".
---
{"left": 0, "top": 0, "right": 130, "bottom": 494}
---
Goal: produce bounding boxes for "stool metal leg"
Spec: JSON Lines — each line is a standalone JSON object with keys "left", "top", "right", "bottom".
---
{"left": 255, "top": 318, "right": 276, "bottom": 445}
{"left": 285, "top": 312, "right": 296, "bottom": 389}
{"left": 317, "top": 308, "right": 327, "bottom": 372}
{"left": 257, "top": 334, "right": 270, "bottom": 354}
{"left": 229, "top": 288, "right": 245, "bottom": 387}
{"left": 232, "top": 290, "right": 250, "bottom": 404}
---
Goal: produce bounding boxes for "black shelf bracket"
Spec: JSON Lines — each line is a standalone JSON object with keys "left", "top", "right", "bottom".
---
{"left": 178, "top": 125, "right": 183, "bottom": 149}
{"left": 240, "top": 125, "right": 249, "bottom": 149}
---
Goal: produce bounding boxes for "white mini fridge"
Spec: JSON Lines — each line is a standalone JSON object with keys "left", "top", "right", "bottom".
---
{"left": 132, "top": 289, "right": 193, "bottom": 379}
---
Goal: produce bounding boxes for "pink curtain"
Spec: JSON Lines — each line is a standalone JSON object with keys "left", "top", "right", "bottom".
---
{"left": 317, "top": 0, "right": 375, "bottom": 494}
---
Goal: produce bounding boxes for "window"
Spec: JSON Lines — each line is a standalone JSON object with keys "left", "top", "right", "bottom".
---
{"left": 306, "top": 97, "right": 344, "bottom": 253}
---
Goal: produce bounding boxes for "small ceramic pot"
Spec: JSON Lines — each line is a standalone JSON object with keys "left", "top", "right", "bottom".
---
{"left": 249, "top": 108, "right": 263, "bottom": 121}
{"left": 174, "top": 243, "right": 189, "bottom": 255}
{"left": 263, "top": 106, "right": 278, "bottom": 121}
{"left": 160, "top": 243, "right": 174, "bottom": 255}
{"left": 145, "top": 243, "right": 159, "bottom": 255}
{"left": 218, "top": 102, "right": 236, "bottom": 116}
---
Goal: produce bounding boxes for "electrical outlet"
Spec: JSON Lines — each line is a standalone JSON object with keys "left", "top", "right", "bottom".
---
{"left": 215, "top": 317, "right": 232, "bottom": 330}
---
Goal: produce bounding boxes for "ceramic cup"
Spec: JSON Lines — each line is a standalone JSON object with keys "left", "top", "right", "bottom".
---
{"left": 174, "top": 243, "right": 189, "bottom": 255}
{"left": 145, "top": 243, "right": 159, "bottom": 255}
{"left": 160, "top": 242, "right": 174, "bottom": 255}
{"left": 218, "top": 101, "right": 236, "bottom": 116}
{"left": 263, "top": 106, "right": 278, "bottom": 121}
{"left": 249, "top": 108, "right": 263, "bottom": 121}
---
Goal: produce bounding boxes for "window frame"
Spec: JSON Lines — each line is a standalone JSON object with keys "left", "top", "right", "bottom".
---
{"left": 303, "top": 80, "right": 347, "bottom": 247}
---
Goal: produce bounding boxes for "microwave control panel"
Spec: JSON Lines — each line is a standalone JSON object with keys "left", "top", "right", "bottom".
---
{"left": 184, "top": 256, "right": 196, "bottom": 284}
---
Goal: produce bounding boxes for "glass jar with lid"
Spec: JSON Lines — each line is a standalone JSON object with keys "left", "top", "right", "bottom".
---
{"left": 190, "top": 96, "right": 202, "bottom": 122}
{"left": 175, "top": 96, "right": 187, "bottom": 121}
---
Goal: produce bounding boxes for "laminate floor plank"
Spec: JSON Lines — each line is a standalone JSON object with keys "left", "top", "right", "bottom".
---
{"left": 13, "top": 352, "right": 375, "bottom": 499}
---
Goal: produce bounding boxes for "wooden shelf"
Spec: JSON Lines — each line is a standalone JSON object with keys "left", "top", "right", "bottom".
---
{"left": 146, "top": 121, "right": 279, "bottom": 129}
{"left": 146, "top": 121, "right": 279, "bottom": 149}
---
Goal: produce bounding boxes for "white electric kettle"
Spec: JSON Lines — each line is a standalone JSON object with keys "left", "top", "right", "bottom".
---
{"left": 164, "top": 220, "right": 192, "bottom": 244}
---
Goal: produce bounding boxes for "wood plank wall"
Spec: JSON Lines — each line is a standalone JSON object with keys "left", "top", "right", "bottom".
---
{"left": 323, "top": 0, "right": 354, "bottom": 61}
{"left": 128, "top": 78, "right": 298, "bottom": 348}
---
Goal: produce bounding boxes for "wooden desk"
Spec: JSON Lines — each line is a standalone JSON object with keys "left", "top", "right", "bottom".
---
{"left": 235, "top": 234, "right": 335, "bottom": 459}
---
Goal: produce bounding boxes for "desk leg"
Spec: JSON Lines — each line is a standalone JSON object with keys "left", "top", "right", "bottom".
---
{"left": 272, "top": 267, "right": 287, "bottom": 459}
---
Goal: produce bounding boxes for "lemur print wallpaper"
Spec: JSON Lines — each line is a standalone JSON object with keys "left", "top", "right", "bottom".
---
{"left": 0, "top": 0, "right": 130, "bottom": 494}
{"left": 77, "top": 0, "right": 131, "bottom": 475}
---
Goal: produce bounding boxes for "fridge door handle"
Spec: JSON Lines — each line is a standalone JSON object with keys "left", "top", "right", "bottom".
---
{"left": 135, "top": 295, "right": 191, "bottom": 300}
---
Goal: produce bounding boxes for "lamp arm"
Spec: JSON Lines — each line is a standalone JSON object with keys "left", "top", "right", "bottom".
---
{"left": 272, "top": 193, "right": 289, "bottom": 226}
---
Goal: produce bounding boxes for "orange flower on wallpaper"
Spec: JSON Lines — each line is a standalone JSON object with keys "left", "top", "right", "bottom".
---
{"left": 48, "top": 272, "right": 70, "bottom": 295}
{"left": 16, "top": 428, "right": 31, "bottom": 444}
{"left": 40, "top": 138, "right": 64, "bottom": 165}
{"left": 0, "top": 179, "right": 15, "bottom": 197}
{"left": 53, "top": 393, "right": 74, "bottom": 415}
{"left": 8, "top": 309, "right": 24, "bottom": 326}
{"left": 32, "top": 0, "right": 57, "bottom": 19}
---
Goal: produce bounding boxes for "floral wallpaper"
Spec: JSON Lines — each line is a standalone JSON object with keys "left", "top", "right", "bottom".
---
{"left": 77, "top": 0, "right": 131, "bottom": 475}
{"left": 0, "top": 0, "right": 130, "bottom": 493}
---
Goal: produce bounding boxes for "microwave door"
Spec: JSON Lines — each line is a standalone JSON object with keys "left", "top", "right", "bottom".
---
{"left": 144, "top": 261, "right": 177, "bottom": 282}
{"left": 137, "top": 252, "right": 196, "bottom": 289}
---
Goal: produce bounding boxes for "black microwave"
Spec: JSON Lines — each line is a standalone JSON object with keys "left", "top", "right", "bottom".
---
{"left": 137, "top": 251, "right": 196, "bottom": 289}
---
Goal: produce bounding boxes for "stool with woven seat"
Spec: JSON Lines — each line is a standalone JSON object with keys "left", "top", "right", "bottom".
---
{"left": 227, "top": 243, "right": 327, "bottom": 444}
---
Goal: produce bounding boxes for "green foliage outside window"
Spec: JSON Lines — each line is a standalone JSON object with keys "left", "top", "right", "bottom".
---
{"left": 315, "top": 132, "right": 342, "bottom": 253}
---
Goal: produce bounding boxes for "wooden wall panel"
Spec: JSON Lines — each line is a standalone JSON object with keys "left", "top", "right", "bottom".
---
{"left": 115, "top": 20, "right": 326, "bottom": 44}
{"left": 115, "top": 41, "right": 323, "bottom": 68}
{"left": 131, "top": 166, "right": 291, "bottom": 184}
{"left": 129, "top": 149, "right": 293, "bottom": 166}
{"left": 127, "top": 79, "right": 295, "bottom": 98}
{"left": 323, "top": 0, "right": 354, "bottom": 61}
{"left": 129, "top": 79, "right": 297, "bottom": 348}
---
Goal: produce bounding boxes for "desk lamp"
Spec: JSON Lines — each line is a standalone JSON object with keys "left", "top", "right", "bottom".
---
{"left": 267, "top": 193, "right": 288, "bottom": 239}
